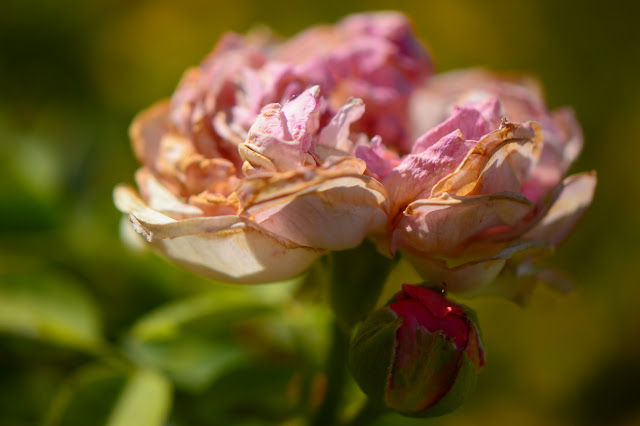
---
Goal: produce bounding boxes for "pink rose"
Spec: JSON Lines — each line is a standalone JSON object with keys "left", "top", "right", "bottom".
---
{"left": 115, "top": 13, "right": 432, "bottom": 283}
{"left": 360, "top": 70, "right": 596, "bottom": 300}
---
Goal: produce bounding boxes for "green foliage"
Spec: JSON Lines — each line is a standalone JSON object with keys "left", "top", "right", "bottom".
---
{"left": 106, "top": 369, "right": 172, "bottom": 426}
{"left": 0, "top": 268, "right": 102, "bottom": 350}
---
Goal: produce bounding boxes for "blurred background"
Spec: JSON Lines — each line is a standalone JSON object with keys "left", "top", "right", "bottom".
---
{"left": 1, "top": 0, "right": 639, "bottom": 425}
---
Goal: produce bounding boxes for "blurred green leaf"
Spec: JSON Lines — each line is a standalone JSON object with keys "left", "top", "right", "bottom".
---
{"left": 125, "top": 335, "right": 249, "bottom": 392}
{"left": 45, "top": 365, "right": 171, "bottom": 426}
{"left": 130, "top": 287, "right": 291, "bottom": 341}
{"left": 106, "top": 369, "right": 172, "bottom": 426}
{"left": 45, "top": 364, "right": 128, "bottom": 426}
{"left": 186, "top": 363, "right": 300, "bottom": 425}
{"left": 0, "top": 269, "right": 102, "bottom": 350}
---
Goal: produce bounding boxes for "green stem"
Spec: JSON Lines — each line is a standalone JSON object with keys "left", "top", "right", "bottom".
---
{"left": 310, "top": 320, "right": 350, "bottom": 426}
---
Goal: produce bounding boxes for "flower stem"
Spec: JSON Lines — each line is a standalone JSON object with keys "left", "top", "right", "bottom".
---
{"left": 310, "top": 320, "right": 350, "bottom": 426}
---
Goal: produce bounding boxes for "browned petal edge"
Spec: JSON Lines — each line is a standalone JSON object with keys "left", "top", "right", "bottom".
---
{"left": 236, "top": 157, "right": 389, "bottom": 213}
{"left": 430, "top": 120, "right": 542, "bottom": 198}
{"left": 129, "top": 100, "right": 172, "bottom": 167}
{"left": 404, "top": 191, "right": 535, "bottom": 215}
{"left": 113, "top": 184, "right": 323, "bottom": 253}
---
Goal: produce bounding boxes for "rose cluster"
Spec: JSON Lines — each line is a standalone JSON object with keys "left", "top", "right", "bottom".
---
{"left": 114, "top": 11, "right": 595, "bottom": 416}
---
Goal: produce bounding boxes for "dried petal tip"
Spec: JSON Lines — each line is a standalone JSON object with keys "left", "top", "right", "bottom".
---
{"left": 349, "top": 284, "right": 483, "bottom": 417}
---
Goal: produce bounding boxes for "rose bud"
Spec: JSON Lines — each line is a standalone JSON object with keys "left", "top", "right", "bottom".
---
{"left": 348, "top": 284, "right": 484, "bottom": 417}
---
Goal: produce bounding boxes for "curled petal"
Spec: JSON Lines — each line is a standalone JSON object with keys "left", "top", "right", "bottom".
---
{"left": 384, "top": 130, "right": 475, "bottom": 217}
{"left": 135, "top": 169, "right": 203, "bottom": 217}
{"left": 240, "top": 86, "right": 322, "bottom": 172}
{"left": 318, "top": 97, "right": 365, "bottom": 152}
{"left": 392, "top": 192, "right": 535, "bottom": 256}
{"left": 114, "top": 185, "right": 322, "bottom": 283}
{"left": 430, "top": 120, "right": 542, "bottom": 198}
{"left": 523, "top": 172, "right": 596, "bottom": 246}
{"left": 411, "top": 99, "right": 500, "bottom": 155}
{"left": 237, "top": 157, "right": 389, "bottom": 250}
{"left": 355, "top": 136, "right": 401, "bottom": 181}
{"left": 405, "top": 241, "right": 551, "bottom": 295}
{"left": 522, "top": 108, "right": 584, "bottom": 202}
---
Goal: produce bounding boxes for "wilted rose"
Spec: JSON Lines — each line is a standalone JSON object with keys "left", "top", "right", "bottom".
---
{"left": 359, "top": 69, "right": 596, "bottom": 299}
{"left": 349, "top": 284, "right": 484, "bottom": 417}
{"left": 114, "top": 12, "right": 432, "bottom": 283}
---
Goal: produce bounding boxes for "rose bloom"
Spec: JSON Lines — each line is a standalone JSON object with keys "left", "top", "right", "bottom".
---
{"left": 359, "top": 69, "right": 596, "bottom": 300}
{"left": 114, "top": 12, "right": 432, "bottom": 283}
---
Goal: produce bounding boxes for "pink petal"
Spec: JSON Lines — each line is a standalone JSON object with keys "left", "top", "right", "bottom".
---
{"left": 318, "top": 97, "right": 365, "bottom": 152}
{"left": 384, "top": 130, "right": 476, "bottom": 217}
{"left": 523, "top": 172, "right": 596, "bottom": 246}
{"left": 430, "top": 120, "right": 542, "bottom": 198}
{"left": 392, "top": 192, "right": 535, "bottom": 256}
{"left": 405, "top": 241, "right": 551, "bottom": 295}
{"left": 237, "top": 157, "right": 389, "bottom": 250}
{"left": 411, "top": 99, "right": 501, "bottom": 155}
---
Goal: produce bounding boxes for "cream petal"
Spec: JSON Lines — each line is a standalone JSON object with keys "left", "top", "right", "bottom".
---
{"left": 430, "top": 120, "right": 542, "bottom": 197}
{"left": 523, "top": 172, "right": 596, "bottom": 246}
{"left": 238, "top": 158, "right": 389, "bottom": 250}
{"left": 135, "top": 169, "right": 204, "bottom": 216}
{"left": 405, "top": 241, "right": 551, "bottom": 295}
{"left": 392, "top": 192, "right": 535, "bottom": 256}
{"left": 114, "top": 185, "right": 322, "bottom": 283}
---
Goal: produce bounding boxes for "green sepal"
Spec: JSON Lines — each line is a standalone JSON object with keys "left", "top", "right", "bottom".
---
{"left": 384, "top": 329, "right": 459, "bottom": 416}
{"left": 416, "top": 352, "right": 478, "bottom": 418}
{"left": 348, "top": 308, "right": 401, "bottom": 403}
{"left": 329, "top": 240, "right": 395, "bottom": 329}
{"left": 459, "top": 305, "right": 485, "bottom": 371}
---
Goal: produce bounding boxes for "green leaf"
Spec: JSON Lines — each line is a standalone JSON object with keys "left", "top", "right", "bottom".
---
{"left": 106, "top": 369, "right": 172, "bottom": 426}
{"left": 0, "top": 269, "right": 102, "bottom": 350}
{"left": 125, "top": 335, "right": 249, "bottom": 392}
{"left": 45, "top": 364, "right": 128, "bottom": 426}
{"left": 130, "top": 285, "right": 294, "bottom": 341}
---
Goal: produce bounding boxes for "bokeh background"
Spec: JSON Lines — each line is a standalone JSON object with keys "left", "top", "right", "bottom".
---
{"left": 1, "top": 0, "right": 639, "bottom": 425}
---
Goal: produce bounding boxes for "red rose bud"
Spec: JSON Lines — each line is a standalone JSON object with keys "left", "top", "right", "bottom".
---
{"left": 348, "top": 284, "right": 484, "bottom": 417}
